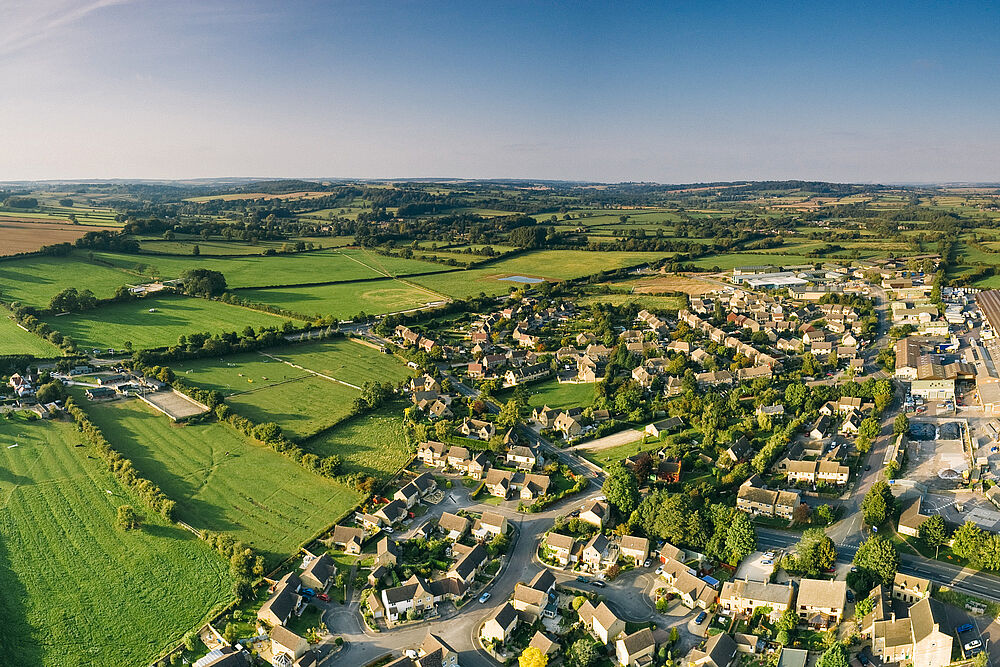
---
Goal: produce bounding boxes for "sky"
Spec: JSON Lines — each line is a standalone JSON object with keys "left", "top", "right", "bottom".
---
{"left": 1, "top": 0, "right": 999, "bottom": 183}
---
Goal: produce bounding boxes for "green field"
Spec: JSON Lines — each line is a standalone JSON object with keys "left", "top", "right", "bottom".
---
{"left": 81, "top": 399, "right": 362, "bottom": 564}
{"left": 691, "top": 253, "right": 819, "bottom": 270}
{"left": 576, "top": 294, "right": 687, "bottom": 310}
{"left": 0, "top": 417, "right": 232, "bottom": 667}
{"left": 266, "top": 337, "right": 414, "bottom": 387}
{"left": 0, "top": 255, "right": 135, "bottom": 308}
{"left": 228, "top": 375, "right": 360, "bottom": 440}
{"left": 407, "top": 269, "right": 515, "bottom": 299}
{"left": 174, "top": 352, "right": 308, "bottom": 396}
{"left": 237, "top": 278, "right": 442, "bottom": 318}
{"left": 0, "top": 317, "right": 62, "bottom": 356}
{"left": 523, "top": 379, "right": 597, "bottom": 410}
{"left": 302, "top": 402, "right": 412, "bottom": 482}
{"left": 487, "top": 250, "right": 671, "bottom": 280}
{"left": 42, "top": 296, "right": 293, "bottom": 350}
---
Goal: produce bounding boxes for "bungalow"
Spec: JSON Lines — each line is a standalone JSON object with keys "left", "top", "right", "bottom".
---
{"left": 460, "top": 418, "right": 496, "bottom": 440}
{"left": 579, "top": 499, "right": 609, "bottom": 527}
{"left": 616, "top": 628, "right": 656, "bottom": 667}
{"left": 258, "top": 572, "right": 302, "bottom": 627}
{"left": 582, "top": 534, "right": 619, "bottom": 572}
{"left": 543, "top": 532, "right": 576, "bottom": 566}
{"left": 300, "top": 553, "right": 336, "bottom": 592}
{"left": 437, "top": 512, "right": 470, "bottom": 541}
{"left": 645, "top": 417, "right": 683, "bottom": 438}
{"left": 481, "top": 602, "right": 519, "bottom": 645}
{"left": 471, "top": 511, "right": 508, "bottom": 540}
{"left": 360, "top": 513, "right": 384, "bottom": 532}
{"left": 331, "top": 526, "right": 367, "bottom": 554}
{"left": 619, "top": 535, "right": 650, "bottom": 566}
{"left": 577, "top": 600, "right": 626, "bottom": 645}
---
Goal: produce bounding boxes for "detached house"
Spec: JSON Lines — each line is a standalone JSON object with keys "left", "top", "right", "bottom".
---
{"left": 797, "top": 578, "right": 847, "bottom": 629}
{"left": 437, "top": 512, "right": 470, "bottom": 541}
{"left": 460, "top": 418, "right": 495, "bottom": 440}
{"left": 506, "top": 445, "right": 542, "bottom": 470}
{"left": 616, "top": 628, "right": 656, "bottom": 667}
{"left": 300, "top": 553, "right": 336, "bottom": 592}
{"left": 481, "top": 602, "right": 519, "bottom": 645}
{"left": 471, "top": 511, "right": 508, "bottom": 540}
{"left": 544, "top": 532, "right": 576, "bottom": 566}
{"left": 582, "top": 534, "right": 618, "bottom": 572}
{"left": 513, "top": 570, "right": 556, "bottom": 620}
{"left": 258, "top": 572, "right": 303, "bottom": 627}
{"left": 719, "top": 580, "right": 794, "bottom": 623}
{"left": 619, "top": 536, "right": 650, "bottom": 566}
{"left": 577, "top": 600, "right": 625, "bottom": 645}
{"left": 579, "top": 499, "right": 609, "bottom": 527}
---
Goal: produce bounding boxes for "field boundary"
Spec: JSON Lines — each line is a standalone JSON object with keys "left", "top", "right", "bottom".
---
{"left": 257, "top": 351, "right": 362, "bottom": 390}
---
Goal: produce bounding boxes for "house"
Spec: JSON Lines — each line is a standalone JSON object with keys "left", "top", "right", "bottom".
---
{"left": 471, "top": 511, "right": 508, "bottom": 540}
{"left": 532, "top": 405, "right": 559, "bottom": 429}
{"left": 696, "top": 370, "right": 734, "bottom": 387}
{"left": 460, "top": 418, "right": 495, "bottom": 440}
{"left": 684, "top": 632, "right": 738, "bottom": 667}
{"left": 657, "top": 542, "right": 685, "bottom": 564}
{"left": 645, "top": 417, "right": 683, "bottom": 438}
{"left": 719, "top": 579, "right": 795, "bottom": 623}
{"left": 270, "top": 626, "right": 309, "bottom": 665}
{"left": 484, "top": 469, "right": 551, "bottom": 499}
{"left": 616, "top": 628, "right": 656, "bottom": 667}
{"left": 528, "top": 631, "right": 558, "bottom": 657}
{"left": 783, "top": 459, "right": 850, "bottom": 486}
{"left": 725, "top": 436, "right": 753, "bottom": 464}
{"left": 258, "top": 572, "right": 302, "bottom": 627}
{"left": 360, "top": 513, "right": 384, "bottom": 532}
{"left": 506, "top": 444, "right": 542, "bottom": 470}
{"left": 582, "top": 534, "right": 619, "bottom": 572}
{"left": 897, "top": 497, "right": 932, "bottom": 538}
{"left": 869, "top": 597, "right": 952, "bottom": 667}
{"left": 377, "top": 537, "right": 399, "bottom": 567}
{"left": 619, "top": 536, "right": 650, "bottom": 566}
{"left": 893, "top": 573, "right": 932, "bottom": 604}
{"left": 632, "top": 366, "right": 655, "bottom": 388}
{"left": 394, "top": 473, "right": 437, "bottom": 508}
{"left": 193, "top": 646, "right": 252, "bottom": 667}
{"left": 380, "top": 575, "right": 464, "bottom": 622}
{"left": 375, "top": 500, "right": 409, "bottom": 526}
{"left": 659, "top": 558, "right": 716, "bottom": 609}
{"left": 331, "top": 525, "right": 367, "bottom": 554}
{"left": 417, "top": 441, "right": 449, "bottom": 467}
{"left": 579, "top": 499, "right": 609, "bottom": 527}
{"left": 448, "top": 544, "right": 487, "bottom": 586}
{"left": 438, "top": 512, "right": 470, "bottom": 541}
{"left": 810, "top": 414, "right": 831, "bottom": 439}
{"left": 656, "top": 458, "right": 682, "bottom": 483}
{"left": 513, "top": 570, "right": 556, "bottom": 620}
{"left": 737, "top": 365, "right": 772, "bottom": 381}
{"left": 797, "top": 578, "right": 846, "bottom": 629}
{"left": 736, "top": 477, "right": 801, "bottom": 520}
{"left": 840, "top": 411, "right": 862, "bottom": 435}
{"left": 300, "top": 553, "right": 336, "bottom": 592}
{"left": 577, "top": 600, "right": 626, "bottom": 645}
{"left": 544, "top": 532, "right": 576, "bottom": 566}
{"left": 481, "top": 602, "right": 519, "bottom": 644}
{"left": 384, "top": 633, "right": 460, "bottom": 667}
{"left": 554, "top": 411, "right": 583, "bottom": 438}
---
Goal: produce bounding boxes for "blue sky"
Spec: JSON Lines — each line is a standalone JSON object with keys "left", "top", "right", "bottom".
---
{"left": 1, "top": 0, "right": 998, "bottom": 182}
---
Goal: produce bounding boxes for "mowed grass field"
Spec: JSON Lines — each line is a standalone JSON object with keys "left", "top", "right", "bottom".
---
{"left": 0, "top": 417, "right": 232, "bottom": 667}
{"left": 88, "top": 247, "right": 445, "bottom": 288}
{"left": 238, "top": 279, "right": 442, "bottom": 318}
{"left": 42, "top": 296, "right": 293, "bottom": 350}
{"left": 303, "top": 402, "right": 412, "bottom": 482}
{"left": 267, "top": 337, "right": 414, "bottom": 387}
{"left": 0, "top": 317, "right": 62, "bottom": 356}
{"left": 576, "top": 294, "right": 687, "bottom": 310}
{"left": 81, "top": 399, "right": 362, "bottom": 564}
{"left": 0, "top": 255, "right": 134, "bottom": 307}
{"left": 690, "top": 253, "right": 818, "bottom": 270}
{"left": 228, "top": 376, "right": 360, "bottom": 440}
{"left": 175, "top": 353, "right": 308, "bottom": 396}
{"left": 524, "top": 379, "right": 597, "bottom": 410}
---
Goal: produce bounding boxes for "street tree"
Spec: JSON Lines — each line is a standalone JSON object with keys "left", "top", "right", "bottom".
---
{"left": 853, "top": 535, "right": 899, "bottom": 585}
{"left": 861, "top": 480, "right": 896, "bottom": 526}
{"left": 725, "top": 512, "right": 757, "bottom": 564}
{"left": 497, "top": 399, "right": 521, "bottom": 427}
{"left": 893, "top": 413, "right": 909, "bottom": 434}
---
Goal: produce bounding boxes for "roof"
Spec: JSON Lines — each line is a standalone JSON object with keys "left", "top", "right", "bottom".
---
{"left": 438, "top": 512, "right": 469, "bottom": 534}
{"left": 692, "top": 632, "right": 738, "bottom": 667}
{"left": 529, "top": 569, "right": 555, "bottom": 592}
{"left": 301, "top": 553, "right": 335, "bottom": 585}
{"left": 513, "top": 582, "right": 548, "bottom": 607}
{"left": 581, "top": 499, "right": 607, "bottom": 518}
{"left": 528, "top": 631, "right": 557, "bottom": 655}
{"left": 488, "top": 602, "right": 518, "bottom": 629}
{"left": 776, "top": 647, "right": 809, "bottom": 667}
{"left": 909, "top": 597, "right": 948, "bottom": 643}
{"left": 721, "top": 580, "right": 794, "bottom": 606}
{"left": 480, "top": 511, "right": 506, "bottom": 528}
{"left": 259, "top": 574, "right": 301, "bottom": 622}
{"left": 620, "top": 535, "right": 650, "bottom": 553}
{"left": 796, "top": 578, "right": 846, "bottom": 610}
{"left": 545, "top": 532, "right": 575, "bottom": 550}
{"left": 619, "top": 627, "right": 655, "bottom": 655}
{"left": 590, "top": 601, "right": 621, "bottom": 629}
{"left": 894, "top": 572, "right": 932, "bottom": 594}
{"left": 451, "top": 544, "right": 487, "bottom": 580}
{"left": 271, "top": 625, "right": 307, "bottom": 651}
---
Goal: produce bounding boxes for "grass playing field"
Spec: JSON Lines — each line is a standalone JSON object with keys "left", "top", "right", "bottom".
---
{"left": 0, "top": 416, "right": 233, "bottom": 667}
{"left": 228, "top": 376, "right": 360, "bottom": 440}
{"left": 0, "top": 316, "right": 62, "bottom": 356}
{"left": 265, "top": 337, "right": 414, "bottom": 387}
{"left": 80, "top": 399, "right": 362, "bottom": 565}
{"left": 302, "top": 402, "right": 412, "bottom": 482}
{"left": 523, "top": 379, "right": 597, "bottom": 410}
{"left": 237, "top": 278, "right": 442, "bottom": 318}
{"left": 42, "top": 296, "right": 293, "bottom": 351}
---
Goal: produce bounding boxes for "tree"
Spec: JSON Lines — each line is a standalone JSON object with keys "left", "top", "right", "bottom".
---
{"left": 854, "top": 594, "right": 876, "bottom": 619}
{"left": 603, "top": 462, "right": 639, "bottom": 517}
{"left": 116, "top": 505, "right": 141, "bottom": 531}
{"left": 497, "top": 399, "right": 521, "bottom": 428}
{"left": 792, "top": 528, "right": 838, "bottom": 576}
{"left": 571, "top": 595, "right": 588, "bottom": 611}
{"left": 519, "top": 646, "right": 548, "bottom": 667}
{"left": 861, "top": 480, "right": 896, "bottom": 526}
{"left": 725, "top": 512, "right": 757, "bottom": 564}
{"left": 853, "top": 536, "right": 899, "bottom": 585}
{"left": 179, "top": 268, "right": 227, "bottom": 296}
{"left": 816, "top": 643, "right": 849, "bottom": 667}
{"left": 893, "top": 413, "right": 909, "bottom": 434}
{"left": 35, "top": 381, "right": 66, "bottom": 404}
{"left": 566, "top": 639, "right": 599, "bottom": 667}
{"left": 792, "top": 503, "right": 812, "bottom": 525}
{"left": 816, "top": 504, "right": 835, "bottom": 525}
{"left": 776, "top": 608, "right": 798, "bottom": 633}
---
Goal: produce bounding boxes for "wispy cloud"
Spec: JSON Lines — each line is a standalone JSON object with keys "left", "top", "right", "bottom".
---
{"left": 0, "top": 0, "right": 136, "bottom": 58}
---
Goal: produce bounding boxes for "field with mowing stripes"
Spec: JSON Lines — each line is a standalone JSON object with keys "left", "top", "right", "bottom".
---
{"left": 266, "top": 338, "right": 414, "bottom": 387}
{"left": 238, "top": 279, "right": 441, "bottom": 318}
{"left": 0, "top": 255, "right": 134, "bottom": 308}
{"left": 42, "top": 296, "right": 293, "bottom": 350}
{"left": 80, "top": 399, "right": 361, "bottom": 564}
{"left": 0, "top": 317, "right": 61, "bottom": 356}
{"left": 174, "top": 353, "right": 307, "bottom": 396}
{"left": 303, "top": 402, "right": 412, "bottom": 482}
{"left": 0, "top": 417, "right": 232, "bottom": 667}
{"left": 228, "top": 376, "right": 360, "bottom": 440}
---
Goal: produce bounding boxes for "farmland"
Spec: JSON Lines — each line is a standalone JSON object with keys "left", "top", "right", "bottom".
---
{"left": 0, "top": 317, "right": 61, "bottom": 356}
{"left": 0, "top": 220, "right": 119, "bottom": 256}
{"left": 302, "top": 402, "right": 412, "bottom": 482}
{"left": 228, "top": 375, "right": 360, "bottom": 440}
{"left": 41, "top": 296, "right": 293, "bottom": 350}
{"left": 265, "top": 337, "right": 414, "bottom": 387}
{"left": 0, "top": 417, "right": 232, "bottom": 667}
{"left": 576, "top": 293, "right": 687, "bottom": 310}
{"left": 237, "top": 279, "right": 443, "bottom": 318}
{"left": 80, "top": 399, "right": 362, "bottom": 564}
{"left": 0, "top": 255, "right": 135, "bottom": 307}
{"left": 174, "top": 352, "right": 310, "bottom": 396}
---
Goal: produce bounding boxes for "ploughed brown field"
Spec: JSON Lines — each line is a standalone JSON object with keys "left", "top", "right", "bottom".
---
{"left": 0, "top": 220, "right": 117, "bottom": 255}
{"left": 632, "top": 274, "right": 716, "bottom": 295}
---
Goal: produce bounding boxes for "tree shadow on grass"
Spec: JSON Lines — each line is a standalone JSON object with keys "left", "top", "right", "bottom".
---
{"left": 0, "top": 529, "right": 43, "bottom": 666}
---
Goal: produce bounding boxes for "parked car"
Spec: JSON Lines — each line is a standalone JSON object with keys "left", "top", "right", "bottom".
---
{"left": 655, "top": 566, "right": 663, "bottom": 575}
{"left": 761, "top": 559, "right": 773, "bottom": 566}
{"left": 695, "top": 611, "right": 707, "bottom": 625}
{"left": 956, "top": 623, "right": 974, "bottom": 634}
{"left": 865, "top": 465, "right": 871, "bottom": 471}
{"left": 643, "top": 559, "right": 652, "bottom": 568}
{"left": 478, "top": 592, "right": 491, "bottom": 603}
{"left": 576, "top": 576, "right": 590, "bottom": 583}
{"left": 316, "top": 593, "right": 330, "bottom": 602}
{"left": 964, "top": 640, "right": 982, "bottom": 652}
{"left": 592, "top": 580, "right": 606, "bottom": 588}
{"left": 301, "top": 588, "right": 316, "bottom": 596}
{"left": 846, "top": 590, "right": 855, "bottom": 603}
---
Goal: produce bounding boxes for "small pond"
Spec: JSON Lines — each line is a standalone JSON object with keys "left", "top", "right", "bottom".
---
{"left": 499, "top": 275, "right": 544, "bottom": 283}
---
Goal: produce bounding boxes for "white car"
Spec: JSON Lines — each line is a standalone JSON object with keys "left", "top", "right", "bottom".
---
{"left": 655, "top": 566, "right": 664, "bottom": 575}
{"left": 964, "top": 640, "right": 982, "bottom": 652}
{"left": 644, "top": 559, "right": 652, "bottom": 567}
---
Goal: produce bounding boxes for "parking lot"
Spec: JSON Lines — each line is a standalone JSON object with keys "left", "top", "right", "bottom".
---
{"left": 734, "top": 550, "right": 782, "bottom": 583}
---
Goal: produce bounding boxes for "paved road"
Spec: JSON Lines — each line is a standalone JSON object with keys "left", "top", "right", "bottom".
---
{"left": 566, "top": 428, "right": 644, "bottom": 452}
